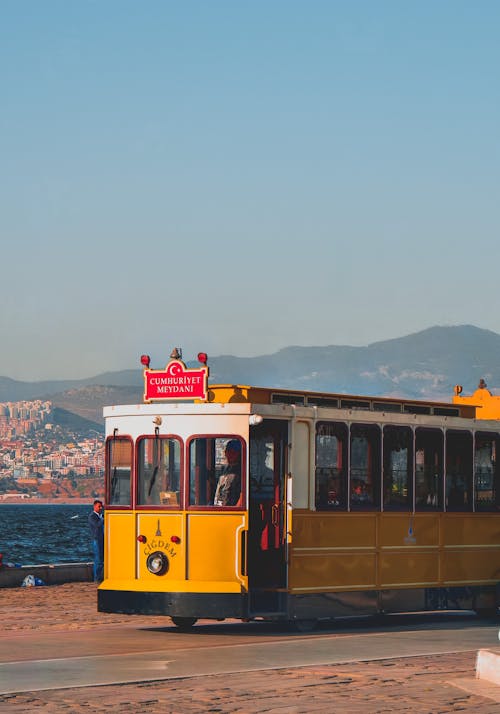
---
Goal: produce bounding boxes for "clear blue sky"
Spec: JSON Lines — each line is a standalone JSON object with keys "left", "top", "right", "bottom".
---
{"left": 1, "top": 1, "right": 499, "bottom": 380}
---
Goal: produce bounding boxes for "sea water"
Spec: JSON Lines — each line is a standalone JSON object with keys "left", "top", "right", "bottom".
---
{"left": 0, "top": 504, "right": 94, "bottom": 565}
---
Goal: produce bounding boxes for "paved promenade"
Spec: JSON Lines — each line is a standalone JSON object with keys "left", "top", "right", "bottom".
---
{"left": 1, "top": 583, "right": 500, "bottom": 713}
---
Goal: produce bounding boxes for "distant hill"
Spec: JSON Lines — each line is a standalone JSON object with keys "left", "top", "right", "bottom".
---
{"left": 203, "top": 324, "right": 500, "bottom": 399}
{"left": 50, "top": 386, "right": 144, "bottom": 426}
{"left": 1, "top": 325, "right": 500, "bottom": 424}
{"left": 51, "top": 407, "right": 104, "bottom": 433}
{"left": 0, "top": 371, "right": 142, "bottom": 403}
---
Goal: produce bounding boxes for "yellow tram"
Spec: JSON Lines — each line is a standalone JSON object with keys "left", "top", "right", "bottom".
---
{"left": 97, "top": 352, "right": 500, "bottom": 629}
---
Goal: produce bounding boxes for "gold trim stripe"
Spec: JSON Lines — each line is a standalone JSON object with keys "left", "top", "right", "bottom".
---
{"left": 293, "top": 546, "right": 375, "bottom": 553}
{"left": 382, "top": 581, "right": 442, "bottom": 588}
{"left": 443, "top": 578, "right": 499, "bottom": 586}
{"left": 443, "top": 544, "right": 500, "bottom": 549}
{"left": 293, "top": 544, "right": 497, "bottom": 553}
{"left": 290, "top": 584, "right": 376, "bottom": 592}
{"left": 291, "top": 578, "right": 499, "bottom": 593}
{"left": 380, "top": 545, "right": 438, "bottom": 551}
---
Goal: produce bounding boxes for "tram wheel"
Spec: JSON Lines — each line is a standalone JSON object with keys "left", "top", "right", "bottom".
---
{"left": 171, "top": 616, "right": 198, "bottom": 630}
{"left": 293, "top": 618, "right": 318, "bottom": 633}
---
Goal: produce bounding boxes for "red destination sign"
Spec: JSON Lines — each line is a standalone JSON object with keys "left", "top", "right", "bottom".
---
{"left": 143, "top": 360, "right": 209, "bottom": 402}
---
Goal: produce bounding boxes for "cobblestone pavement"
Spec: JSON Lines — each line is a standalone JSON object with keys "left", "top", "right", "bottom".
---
{"left": 2, "top": 651, "right": 499, "bottom": 713}
{"left": 0, "top": 582, "right": 169, "bottom": 633}
{"left": 1, "top": 584, "right": 500, "bottom": 712}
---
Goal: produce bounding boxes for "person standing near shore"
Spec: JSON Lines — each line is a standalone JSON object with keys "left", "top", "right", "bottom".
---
{"left": 88, "top": 499, "right": 104, "bottom": 583}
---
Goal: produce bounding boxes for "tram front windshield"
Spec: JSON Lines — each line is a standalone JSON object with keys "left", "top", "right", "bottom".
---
{"left": 189, "top": 436, "right": 244, "bottom": 507}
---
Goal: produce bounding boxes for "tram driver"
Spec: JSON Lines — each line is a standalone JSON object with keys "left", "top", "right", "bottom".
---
{"left": 214, "top": 440, "right": 242, "bottom": 506}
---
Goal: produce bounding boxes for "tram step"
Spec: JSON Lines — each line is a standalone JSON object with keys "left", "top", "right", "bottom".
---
{"left": 249, "top": 611, "right": 288, "bottom": 618}
{"left": 249, "top": 590, "right": 287, "bottom": 616}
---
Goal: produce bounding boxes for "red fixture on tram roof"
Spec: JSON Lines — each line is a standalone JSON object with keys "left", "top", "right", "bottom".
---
{"left": 197, "top": 352, "right": 208, "bottom": 365}
{"left": 140, "top": 355, "right": 151, "bottom": 368}
{"left": 137, "top": 535, "right": 147, "bottom": 543}
{"left": 170, "top": 535, "right": 181, "bottom": 544}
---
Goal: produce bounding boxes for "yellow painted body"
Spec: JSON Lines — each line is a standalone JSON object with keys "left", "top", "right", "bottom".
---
{"left": 105, "top": 508, "right": 500, "bottom": 597}
{"left": 289, "top": 511, "right": 500, "bottom": 592}
{"left": 104, "top": 510, "right": 247, "bottom": 594}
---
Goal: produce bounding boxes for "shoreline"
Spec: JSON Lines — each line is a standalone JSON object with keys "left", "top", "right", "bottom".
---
{"left": 0, "top": 498, "right": 91, "bottom": 505}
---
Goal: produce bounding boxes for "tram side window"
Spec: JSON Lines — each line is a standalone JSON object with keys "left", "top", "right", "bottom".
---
{"left": 474, "top": 433, "right": 500, "bottom": 512}
{"left": 315, "top": 422, "right": 347, "bottom": 510}
{"left": 250, "top": 435, "right": 276, "bottom": 501}
{"left": 189, "top": 436, "right": 244, "bottom": 508}
{"left": 107, "top": 437, "right": 132, "bottom": 506}
{"left": 137, "top": 436, "right": 181, "bottom": 506}
{"left": 415, "top": 428, "right": 443, "bottom": 511}
{"left": 445, "top": 430, "right": 473, "bottom": 511}
{"left": 383, "top": 426, "right": 413, "bottom": 510}
{"left": 350, "top": 424, "right": 381, "bottom": 510}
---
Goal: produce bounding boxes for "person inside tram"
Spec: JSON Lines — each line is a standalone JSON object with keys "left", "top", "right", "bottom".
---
{"left": 214, "top": 440, "right": 242, "bottom": 506}
{"left": 351, "top": 478, "right": 369, "bottom": 504}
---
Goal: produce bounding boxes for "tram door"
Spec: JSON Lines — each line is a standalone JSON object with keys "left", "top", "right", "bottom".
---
{"left": 248, "top": 420, "right": 288, "bottom": 612}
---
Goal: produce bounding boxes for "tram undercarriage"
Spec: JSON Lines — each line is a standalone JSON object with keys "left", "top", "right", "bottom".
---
{"left": 98, "top": 583, "right": 499, "bottom": 626}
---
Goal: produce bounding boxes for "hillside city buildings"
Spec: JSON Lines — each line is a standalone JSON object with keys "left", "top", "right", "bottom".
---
{"left": 0, "top": 400, "right": 104, "bottom": 501}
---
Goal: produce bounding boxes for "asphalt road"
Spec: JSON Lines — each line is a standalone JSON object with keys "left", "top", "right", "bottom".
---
{"left": 2, "top": 612, "right": 500, "bottom": 695}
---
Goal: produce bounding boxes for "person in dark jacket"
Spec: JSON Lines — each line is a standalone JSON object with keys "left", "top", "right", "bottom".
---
{"left": 214, "top": 440, "right": 242, "bottom": 506}
{"left": 88, "top": 499, "right": 104, "bottom": 582}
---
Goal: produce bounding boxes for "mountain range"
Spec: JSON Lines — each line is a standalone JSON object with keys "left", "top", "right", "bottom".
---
{"left": 1, "top": 325, "right": 499, "bottom": 426}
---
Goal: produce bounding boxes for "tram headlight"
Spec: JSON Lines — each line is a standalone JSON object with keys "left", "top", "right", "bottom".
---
{"left": 146, "top": 551, "right": 169, "bottom": 575}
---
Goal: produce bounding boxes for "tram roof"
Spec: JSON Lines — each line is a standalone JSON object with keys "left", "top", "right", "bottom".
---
{"left": 200, "top": 384, "right": 477, "bottom": 419}
{"left": 104, "top": 385, "right": 480, "bottom": 420}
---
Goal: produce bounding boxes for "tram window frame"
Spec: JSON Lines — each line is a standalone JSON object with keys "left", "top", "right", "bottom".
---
{"left": 433, "top": 407, "right": 460, "bottom": 417}
{"left": 383, "top": 425, "right": 413, "bottom": 511}
{"left": 106, "top": 436, "right": 133, "bottom": 508}
{"left": 415, "top": 427, "right": 444, "bottom": 511}
{"left": 403, "top": 404, "right": 431, "bottom": 415}
{"left": 249, "top": 432, "right": 277, "bottom": 503}
{"left": 373, "top": 402, "right": 402, "bottom": 413}
{"left": 474, "top": 431, "right": 500, "bottom": 512}
{"left": 349, "top": 423, "right": 381, "bottom": 510}
{"left": 315, "top": 421, "right": 348, "bottom": 510}
{"left": 136, "top": 435, "right": 182, "bottom": 508}
{"left": 445, "top": 429, "right": 473, "bottom": 512}
{"left": 187, "top": 435, "right": 246, "bottom": 509}
{"left": 341, "top": 399, "right": 371, "bottom": 410}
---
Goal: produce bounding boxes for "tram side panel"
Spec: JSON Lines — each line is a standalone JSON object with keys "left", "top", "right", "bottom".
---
{"left": 288, "top": 512, "right": 379, "bottom": 618}
{"left": 288, "top": 510, "right": 500, "bottom": 617}
{"left": 378, "top": 513, "right": 440, "bottom": 588}
{"left": 290, "top": 512, "right": 377, "bottom": 589}
{"left": 442, "top": 514, "right": 500, "bottom": 601}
